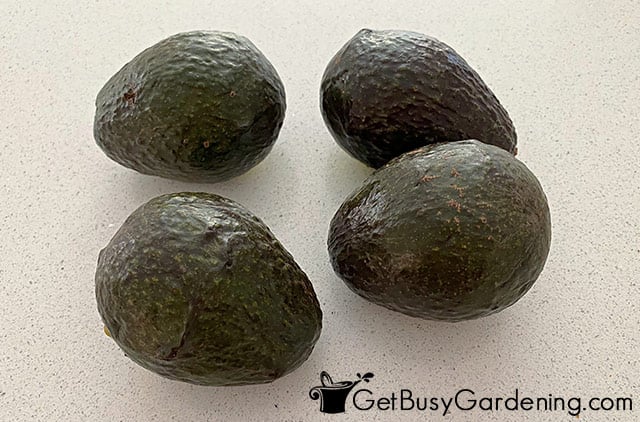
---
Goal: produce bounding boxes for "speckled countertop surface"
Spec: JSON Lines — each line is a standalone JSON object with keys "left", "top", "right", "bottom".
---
{"left": 1, "top": 1, "right": 638, "bottom": 421}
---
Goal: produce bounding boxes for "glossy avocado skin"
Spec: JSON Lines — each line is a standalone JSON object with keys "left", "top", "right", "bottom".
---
{"left": 328, "top": 140, "right": 550, "bottom": 321}
{"left": 321, "top": 29, "right": 517, "bottom": 168}
{"left": 94, "top": 31, "right": 285, "bottom": 182}
{"left": 96, "top": 192, "right": 322, "bottom": 385}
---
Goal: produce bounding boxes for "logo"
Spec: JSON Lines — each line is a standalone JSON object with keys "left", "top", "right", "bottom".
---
{"left": 307, "top": 371, "right": 633, "bottom": 417}
{"left": 309, "top": 371, "right": 374, "bottom": 413}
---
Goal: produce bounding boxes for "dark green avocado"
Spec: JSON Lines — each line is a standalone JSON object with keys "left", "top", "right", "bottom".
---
{"left": 96, "top": 192, "right": 322, "bottom": 385}
{"left": 94, "top": 31, "right": 285, "bottom": 182}
{"left": 320, "top": 29, "right": 517, "bottom": 168}
{"left": 328, "top": 140, "right": 551, "bottom": 321}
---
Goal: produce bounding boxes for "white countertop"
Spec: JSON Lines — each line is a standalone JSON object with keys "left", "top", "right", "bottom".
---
{"left": 1, "top": 1, "right": 638, "bottom": 421}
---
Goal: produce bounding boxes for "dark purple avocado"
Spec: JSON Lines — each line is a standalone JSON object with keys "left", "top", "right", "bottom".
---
{"left": 321, "top": 29, "right": 517, "bottom": 168}
{"left": 328, "top": 140, "right": 550, "bottom": 321}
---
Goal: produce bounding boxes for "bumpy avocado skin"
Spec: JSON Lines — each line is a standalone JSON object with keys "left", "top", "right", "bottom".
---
{"left": 94, "top": 31, "right": 285, "bottom": 182}
{"left": 328, "top": 140, "right": 551, "bottom": 321}
{"left": 320, "top": 29, "right": 517, "bottom": 168}
{"left": 96, "top": 193, "right": 322, "bottom": 385}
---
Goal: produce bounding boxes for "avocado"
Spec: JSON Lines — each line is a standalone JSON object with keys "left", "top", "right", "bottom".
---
{"left": 320, "top": 29, "right": 517, "bottom": 168}
{"left": 95, "top": 192, "right": 322, "bottom": 385}
{"left": 94, "top": 31, "right": 286, "bottom": 182}
{"left": 328, "top": 140, "right": 551, "bottom": 321}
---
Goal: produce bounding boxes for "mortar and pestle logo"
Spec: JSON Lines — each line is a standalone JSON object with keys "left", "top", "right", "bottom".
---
{"left": 309, "top": 371, "right": 374, "bottom": 413}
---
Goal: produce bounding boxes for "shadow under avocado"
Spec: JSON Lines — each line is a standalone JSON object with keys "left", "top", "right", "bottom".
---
{"left": 322, "top": 147, "right": 373, "bottom": 201}
{"left": 99, "top": 143, "right": 296, "bottom": 215}
{"left": 326, "top": 278, "right": 534, "bottom": 370}
{"left": 128, "top": 356, "right": 324, "bottom": 419}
